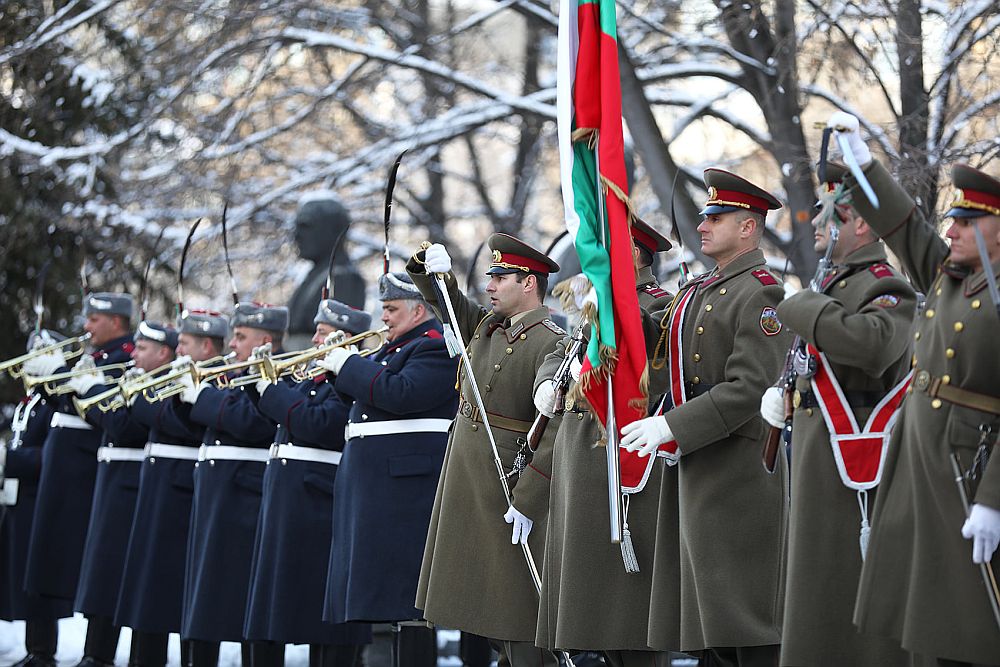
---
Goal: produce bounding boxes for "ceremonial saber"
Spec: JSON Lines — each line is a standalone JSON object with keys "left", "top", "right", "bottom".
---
{"left": 834, "top": 130, "right": 880, "bottom": 209}
{"left": 949, "top": 452, "right": 1000, "bottom": 631}
{"left": 972, "top": 221, "right": 1000, "bottom": 320}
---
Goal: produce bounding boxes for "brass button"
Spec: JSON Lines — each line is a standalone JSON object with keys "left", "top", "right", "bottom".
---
{"left": 839, "top": 280, "right": 847, "bottom": 288}
{"left": 925, "top": 309, "right": 935, "bottom": 318}
{"left": 696, "top": 326, "right": 704, "bottom": 334}
{"left": 946, "top": 348, "right": 955, "bottom": 359}
{"left": 577, "top": 413, "right": 584, "bottom": 420}
{"left": 941, "top": 375, "right": 950, "bottom": 385}
{"left": 693, "top": 353, "right": 701, "bottom": 362}
{"left": 705, "top": 304, "right": 713, "bottom": 312}
{"left": 914, "top": 332, "right": 921, "bottom": 340}
{"left": 931, "top": 399, "right": 942, "bottom": 409}
{"left": 954, "top": 322, "right": 964, "bottom": 332}
{"left": 484, "top": 384, "right": 491, "bottom": 392}
{"left": 911, "top": 355, "right": 917, "bottom": 367}
{"left": 494, "top": 364, "right": 501, "bottom": 371}
{"left": 506, "top": 347, "right": 513, "bottom": 354}
{"left": 520, "top": 333, "right": 527, "bottom": 340}
{"left": 806, "top": 408, "right": 813, "bottom": 417}
{"left": 906, "top": 386, "right": 913, "bottom": 394}
{"left": 972, "top": 299, "right": 981, "bottom": 310}
{"left": 472, "top": 424, "right": 479, "bottom": 431}
{"left": 793, "top": 390, "right": 802, "bottom": 408}
{"left": 691, "top": 376, "right": 700, "bottom": 384}
{"left": 719, "top": 288, "right": 727, "bottom": 295}
{"left": 474, "top": 334, "right": 480, "bottom": 339}
{"left": 936, "top": 287, "right": 942, "bottom": 296}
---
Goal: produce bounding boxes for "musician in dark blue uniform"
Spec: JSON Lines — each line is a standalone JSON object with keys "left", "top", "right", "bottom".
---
{"left": 0, "top": 332, "right": 74, "bottom": 667}
{"left": 180, "top": 302, "right": 290, "bottom": 667}
{"left": 245, "top": 299, "right": 374, "bottom": 667}
{"left": 22, "top": 292, "right": 136, "bottom": 667}
{"left": 72, "top": 321, "right": 178, "bottom": 667}
{"left": 116, "top": 311, "right": 229, "bottom": 667}
{"left": 321, "top": 273, "right": 458, "bottom": 667}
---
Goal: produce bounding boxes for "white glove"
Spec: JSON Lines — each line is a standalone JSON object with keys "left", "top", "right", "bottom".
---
{"left": 827, "top": 111, "right": 872, "bottom": 166}
{"left": 783, "top": 282, "right": 800, "bottom": 300}
{"left": 22, "top": 350, "right": 66, "bottom": 377}
{"left": 567, "top": 273, "right": 597, "bottom": 312}
{"left": 66, "top": 370, "right": 106, "bottom": 396}
{"left": 316, "top": 345, "right": 359, "bottom": 376}
{"left": 249, "top": 343, "right": 272, "bottom": 362}
{"left": 424, "top": 243, "right": 452, "bottom": 274}
{"left": 255, "top": 377, "right": 274, "bottom": 396}
{"left": 178, "top": 372, "right": 207, "bottom": 405}
{"left": 73, "top": 355, "right": 96, "bottom": 372}
{"left": 171, "top": 354, "right": 192, "bottom": 370}
{"left": 962, "top": 503, "right": 1000, "bottom": 564}
{"left": 620, "top": 416, "right": 674, "bottom": 457}
{"left": 760, "top": 387, "right": 786, "bottom": 429}
{"left": 569, "top": 355, "right": 583, "bottom": 382}
{"left": 533, "top": 380, "right": 556, "bottom": 418}
{"left": 503, "top": 505, "right": 533, "bottom": 545}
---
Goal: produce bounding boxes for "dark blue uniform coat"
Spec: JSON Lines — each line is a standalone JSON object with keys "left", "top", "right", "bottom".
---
{"left": 24, "top": 335, "right": 134, "bottom": 601}
{"left": 245, "top": 376, "right": 371, "bottom": 646}
{"left": 324, "top": 320, "right": 457, "bottom": 624}
{"left": 115, "top": 395, "right": 203, "bottom": 633}
{"left": 0, "top": 396, "right": 73, "bottom": 621}
{"left": 182, "top": 379, "right": 280, "bottom": 642}
{"left": 74, "top": 381, "right": 151, "bottom": 617}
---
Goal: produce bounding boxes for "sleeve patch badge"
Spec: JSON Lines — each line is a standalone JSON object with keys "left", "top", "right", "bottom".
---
{"left": 760, "top": 306, "right": 783, "bottom": 336}
{"left": 871, "top": 294, "right": 900, "bottom": 308}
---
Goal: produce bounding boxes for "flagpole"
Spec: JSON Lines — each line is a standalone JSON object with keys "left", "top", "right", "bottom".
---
{"left": 594, "top": 139, "right": 625, "bottom": 545}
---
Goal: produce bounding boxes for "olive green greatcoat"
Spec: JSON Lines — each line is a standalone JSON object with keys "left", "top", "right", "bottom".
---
{"left": 534, "top": 280, "right": 675, "bottom": 652}
{"left": 643, "top": 248, "right": 791, "bottom": 653}
{"left": 775, "top": 242, "right": 916, "bottom": 667}
{"left": 847, "top": 160, "right": 1000, "bottom": 664}
{"left": 408, "top": 260, "right": 564, "bottom": 641}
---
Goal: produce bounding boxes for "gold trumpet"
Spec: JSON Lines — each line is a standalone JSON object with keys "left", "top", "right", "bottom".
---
{"left": 0, "top": 333, "right": 92, "bottom": 379}
{"left": 23, "top": 361, "right": 136, "bottom": 395}
{"left": 128, "top": 352, "right": 238, "bottom": 403}
{"left": 256, "top": 326, "right": 389, "bottom": 384}
{"left": 73, "top": 384, "right": 128, "bottom": 417}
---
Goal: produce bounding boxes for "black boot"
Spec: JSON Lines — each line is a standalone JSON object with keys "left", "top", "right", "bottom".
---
{"left": 394, "top": 625, "right": 436, "bottom": 667}
{"left": 309, "top": 644, "right": 363, "bottom": 667}
{"left": 242, "top": 641, "right": 284, "bottom": 667}
{"left": 185, "top": 640, "right": 220, "bottom": 667}
{"left": 9, "top": 619, "right": 59, "bottom": 667}
{"left": 128, "top": 631, "right": 168, "bottom": 667}
{"left": 73, "top": 615, "right": 122, "bottom": 667}
{"left": 459, "top": 633, "right": 492, "bottom": 667}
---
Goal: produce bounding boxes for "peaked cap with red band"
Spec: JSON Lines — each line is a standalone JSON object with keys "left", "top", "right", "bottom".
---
{"left": 700, "top": 168, "right": 783, "bottom": 217}
{"left": 486, "top": 233, "right": 560, "bottom": 275}
{"left": 631, "top": 218, "right": 672, "bottom": 254}
{"left": 946, "top": 164, "right": 1000, "bottom": 218}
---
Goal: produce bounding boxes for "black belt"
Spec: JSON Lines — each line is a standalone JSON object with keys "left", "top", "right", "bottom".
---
{"left": 794, "top": 388, "right": 884, "bottom": 410}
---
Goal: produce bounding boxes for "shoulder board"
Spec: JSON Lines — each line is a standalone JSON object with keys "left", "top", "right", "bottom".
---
{"left": 541, "top": 318, "right": 566, "bottom": 335}
{"left": 869, "top": 263, "right": 894, "bottom": 279}
{"left": 751, "top": 269, "right": 779, "bottom": 286}
{"left": 642, "top": 284, "right": 670, "bottom": 298}
{"left": 423, "top": 329, "right": 443, "bottom": 339}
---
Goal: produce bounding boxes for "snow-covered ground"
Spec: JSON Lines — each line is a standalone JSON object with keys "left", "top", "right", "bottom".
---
{"left": 0, "top": 617, "right": 464, "bottom": 667}
{"left": 0, "top": 615, "right": 310, "bottom": 666}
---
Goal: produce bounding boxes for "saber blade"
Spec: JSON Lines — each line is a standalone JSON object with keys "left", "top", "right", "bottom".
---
{"left": 836, "top": 132, "right": 880, "bottom": 209}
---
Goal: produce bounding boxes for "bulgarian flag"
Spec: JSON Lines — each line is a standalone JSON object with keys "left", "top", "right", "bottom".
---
{"left": 556, "top": 0, "right": 652, "bottom": 495}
